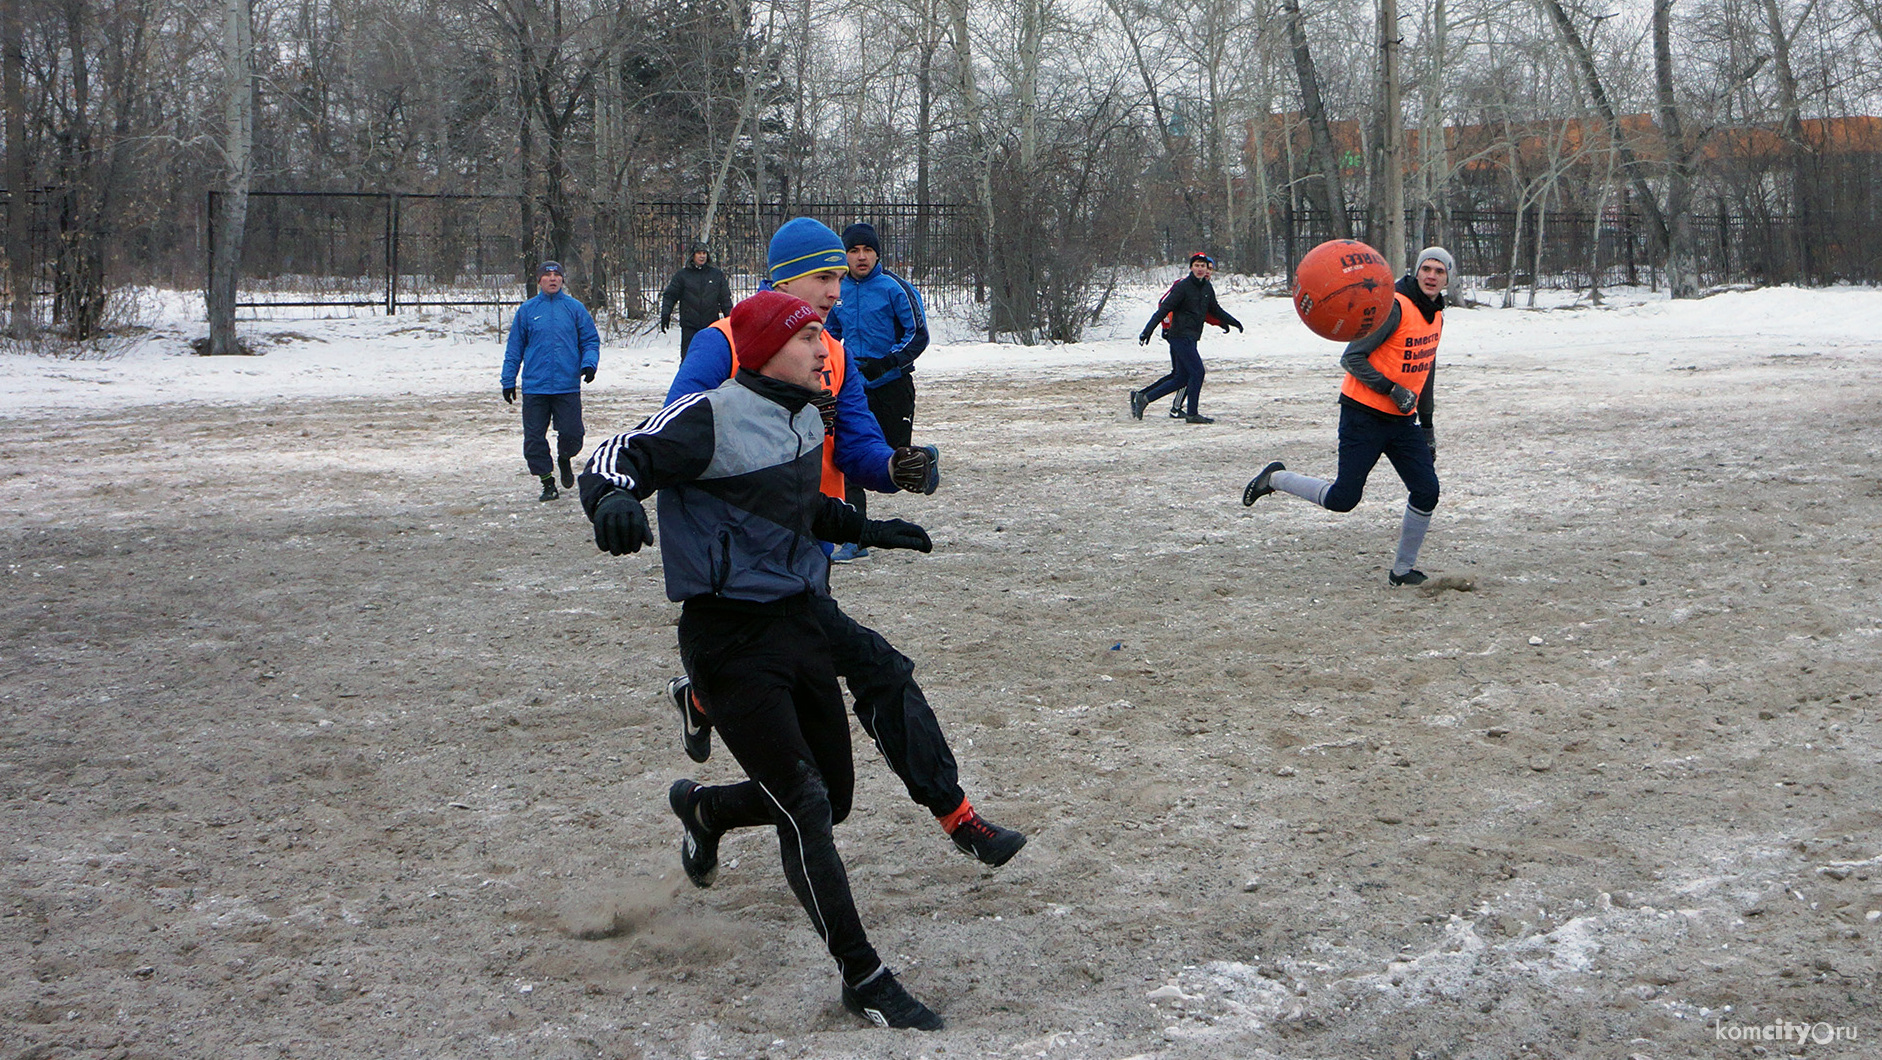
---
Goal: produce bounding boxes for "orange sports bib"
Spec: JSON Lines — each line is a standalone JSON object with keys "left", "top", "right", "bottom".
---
{"left": 1340, "top": 292, "right": 1441, "bottom": 416}
{"left": 711, "top": 318, "right": 849, "bottom": 499}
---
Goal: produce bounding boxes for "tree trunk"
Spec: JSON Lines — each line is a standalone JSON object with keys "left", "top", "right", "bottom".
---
{"left": 4, "top": 0, "right": 32, "bottom": 336}
{"left": 206, "top": 0, "right": 255, "bottom": 355}
{"left": 1759, "top": 0, "right": 1812, "bottom": 282}
{"left": 1284, "top": 0, "right": 1349, "bottom": 238}
{"left": 1376, "top": 0, "right": 1405, "bottom": 270}
{"left": 1652, "top": 0, "right": 1697, "bottom": 298}
{"left": 948, "top": 0, "right": 997, "bottom": 338}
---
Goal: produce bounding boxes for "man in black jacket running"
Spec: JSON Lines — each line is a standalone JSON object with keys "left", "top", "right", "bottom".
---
{"left": 1130, "top": 253, "right": 1242, "bottom": 424}
{"left": 659, "top": 244, "right": 733, "bottom": 359}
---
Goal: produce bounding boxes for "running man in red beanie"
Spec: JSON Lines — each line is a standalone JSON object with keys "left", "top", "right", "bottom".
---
{"left": 578, "top": 290, "right": 946, "bottom": 1030}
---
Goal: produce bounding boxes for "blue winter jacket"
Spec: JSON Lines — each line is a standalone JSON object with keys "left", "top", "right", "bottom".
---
{"left": 669, "top": 325, "right": 897, "bottom": 493}
{"left": 502, "top": 291, "right": 600, "bottom": 395}
{"left": 826, "top": 264, "right": 927, "bottom": 389}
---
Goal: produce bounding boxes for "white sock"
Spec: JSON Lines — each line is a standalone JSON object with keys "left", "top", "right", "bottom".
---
{"left": 1393, "top": 503, "right": 1433, "bottom": 575}
{"left": 1271, "top": 470, "right": 1331, "bottom": 508}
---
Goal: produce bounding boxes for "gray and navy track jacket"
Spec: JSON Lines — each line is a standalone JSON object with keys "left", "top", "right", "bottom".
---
{"left": 578, "top": 370, "right": 867, "bottom": 604}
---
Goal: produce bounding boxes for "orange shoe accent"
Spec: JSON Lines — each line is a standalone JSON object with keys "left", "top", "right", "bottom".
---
{"left": 937, "top": 799, "right": 975, "bottom": 835}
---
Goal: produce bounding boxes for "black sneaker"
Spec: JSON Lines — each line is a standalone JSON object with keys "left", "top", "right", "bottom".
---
{"left": 1242, "top": 460, "right": 1284, "bottom": 506}
{"left": 1183, "top": 413, "right": 1215, "bottom": 424}
{"left": 842, "top": 969, "right": 945, "bottom": 1031}
{"left": 949, "top": 809, "right": 1026, "bottom": 867}
{"left": 668, "top": 675, "right": 711, "bottom": 764}
{"left": 1128, "top": 390, "right": 1148, "bottom": 420}
{"left": 1388, "top": 568, "right": 1429, "bottom": 587}
{"left": 538, "top": 476, "right": 559, "bottom": 502}
{"left": 1168, "top": 396, "right": 1185, "bottom": 419}
{"left": 558, "top": 455, "right": 575, "bottom": 488}
{"left": 667, "top": 779, "right": 721, "bottom": 888}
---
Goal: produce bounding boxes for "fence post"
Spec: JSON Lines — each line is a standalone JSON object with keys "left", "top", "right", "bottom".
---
{"left": 387, "top": 194, "right": 400, "bottom": 314}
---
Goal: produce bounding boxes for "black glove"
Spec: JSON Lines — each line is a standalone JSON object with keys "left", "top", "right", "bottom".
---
{"left": 859, "top": 358, "right": 890, "bottom": 382}
{"left": 1138, "top": 332, "right": 1152, "bottom": 346}
{"left": 592, "top": 491, "right": 654, "bottom": 555}
{"left": 659, "top": 320, "right": 670, "bottom": 333}
{"left": 1220, "top": 323, "right": 1231, "bottom": 333}
{"left": 1389, "top": 384, "right": 1418, "bottom": 414}
{"left": 858, "top": 518, "right": 932, "bottom": 553}
{"left": 1423, "top": 426, "right": 1436, "bottom": 460}
{"left": 581, "top": 366, "right": 595, "bottom": 383}
{"left": 1233, "top": 322, "right": 1244, "bottom": 333}
{"left": 889, "top": 445, "right": 940, "bottom": 495}
{"left": 502, "top": 386, "right": 516, "bottom": 404}
{"left": 811, "top": 388, "right": 838, "bottom": 431}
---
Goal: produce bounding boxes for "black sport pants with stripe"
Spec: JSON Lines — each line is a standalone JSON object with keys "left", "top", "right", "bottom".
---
{"left": 677, "top": 595, "right": 882, "bottom": 985}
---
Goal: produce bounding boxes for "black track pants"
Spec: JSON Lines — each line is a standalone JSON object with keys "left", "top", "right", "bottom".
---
{"left": 809, "top": 594, "right": 965, "bottom": 819}
{"left": 677, "top": 597, "right": 881, "bottom": 984}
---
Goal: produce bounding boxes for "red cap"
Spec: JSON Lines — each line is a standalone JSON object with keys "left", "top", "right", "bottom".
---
{"left": 732, "top": 290, "right": 822, "bottom": 372}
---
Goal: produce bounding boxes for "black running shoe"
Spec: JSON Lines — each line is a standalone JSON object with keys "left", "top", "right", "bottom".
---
{"left": 949, "top": 809, "right": 1026, "bottom": 867}
{"left": 1388, "top": 568, "right": 1429, "bottom": 587}
{"left": 667, "top": 779, "right": 720, "bottom": 888}
{"left": 1242, "top": 460, "right": 1284, "bottom": 506}
{"left": 538, "top": 476, "right": 559, "bottom": 502}
{"left": 1168, "top": 396, "right": 1185, "bottom": 419}
{"left": 1183, "top": 413, "right": 1215, "bottom": 424}
{"left": 668, "top": 675, "right": 712, "bottom": 764}
{"left": 842, "top": 969, "right": 945, "bottom": 1031}
{"left": 558, "top": 455, "right": 575, "bottom": 488}
{"left": 1128, "top": 390, "right": 1148, "bottom": 420}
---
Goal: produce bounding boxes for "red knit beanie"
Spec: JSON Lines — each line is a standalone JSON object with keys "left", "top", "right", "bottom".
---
{"left": 731, "top": 290, "right": 821, "bottom": 372}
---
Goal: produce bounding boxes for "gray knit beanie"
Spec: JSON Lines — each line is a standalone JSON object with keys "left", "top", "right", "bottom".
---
{"left": 1415, "top": 246, "right": 1455, "bottom": 275}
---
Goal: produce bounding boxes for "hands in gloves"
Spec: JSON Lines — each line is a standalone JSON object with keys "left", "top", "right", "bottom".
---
{"left": 859, "top": 358, "right": 890, "bottom": 382}
{"left": 502, "top": 386, "right": 516, "bottom": 404}
{"left": 1423, "top": 426, "right": 1436, "bottom": 460}
{"left": 1138, "top": 332, "right": 1152, "bottom": 346}
{"left": 659, "top": 319, "right": 670, "bottom": 333}
{"left": 858, "top": 518, "right": 932, "bottom": 553}
{"left": 889, "top": 445, "right": 940, "bottom": 495}
{"left": 1389, "top": 384, "right": 1418, "bottom": 414}
{"left": 811, "top": 388, "right": 838, "bottom": 431}
{"left": 592, "top": 491, "right": 654, "bottom": 555}
{"left": 581, "top": 366, "right": 595, "bottom": 383}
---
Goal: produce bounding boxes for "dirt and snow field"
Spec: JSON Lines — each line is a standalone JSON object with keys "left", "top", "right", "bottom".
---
{"left": 3, "top": 288, "right": 1879, "bottom": 1059}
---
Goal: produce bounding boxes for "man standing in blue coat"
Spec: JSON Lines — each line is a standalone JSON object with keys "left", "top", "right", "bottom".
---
{"left": 825, "top": 222, "right": 929, "bottom": 560}
{"left": 501, "top": 261, "right": 600, "bottom": 501}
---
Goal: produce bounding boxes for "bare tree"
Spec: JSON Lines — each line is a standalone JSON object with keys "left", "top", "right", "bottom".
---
{"left": 1284, "top": 0, "right": 1351, "bottom": 237}
{"left": 5, "top": 0, "right": 33, "bottom": 335}
{"left": 205, "top": 0, "right": 254, "bottom": 356}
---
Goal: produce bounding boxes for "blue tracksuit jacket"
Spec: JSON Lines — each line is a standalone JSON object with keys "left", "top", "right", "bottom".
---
{"left": 502, "top": 291, "right": 600, "bottom": 395}
{"left": 825, "top": 265, "right": 927, "bottom": 389}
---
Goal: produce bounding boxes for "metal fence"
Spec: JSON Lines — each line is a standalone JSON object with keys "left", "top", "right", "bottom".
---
{"left": 209, "top": 191, "right": 531, "bottom": 313}
{"left": 607, "top": 201, "right": 982, "bottom": 319}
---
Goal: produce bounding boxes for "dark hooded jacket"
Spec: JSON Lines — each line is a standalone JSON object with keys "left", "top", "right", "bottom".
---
{"left": 660, "top": 247, "right": 734, "bottom": 330}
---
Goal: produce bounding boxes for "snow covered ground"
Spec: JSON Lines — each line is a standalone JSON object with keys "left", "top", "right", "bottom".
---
{"left": 8, "top": 279, "right": 1879, "bottom": 415}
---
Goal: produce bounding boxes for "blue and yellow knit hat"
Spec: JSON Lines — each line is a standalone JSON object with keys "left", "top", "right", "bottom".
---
{"left": 768, "top": 218, "right": 848, "bottom": 286}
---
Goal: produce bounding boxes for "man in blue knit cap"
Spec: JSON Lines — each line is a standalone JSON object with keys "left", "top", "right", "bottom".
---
{"left": 826, "top": 221, "right": 930, "bottom": 561}
{"left": 664, "top": 217, "right": 1025, "bottom": 870}
{"left": 500, "top": 261, "right": 600, "bottom": 501}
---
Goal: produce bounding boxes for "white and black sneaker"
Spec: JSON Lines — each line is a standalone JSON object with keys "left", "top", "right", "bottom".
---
{"left": 1168, "top": 396, "right": 1185, "bottom": 419}
{"left": 1388, "top": 568, "right": 1429, "bottom": 587}
{"left": 668, "top": 675, "right": 712, "bottom": 763}
{"left": 842, "top": 968, "right": 944, "bottom": 1031}
{"left": 668, "top": 779, "right": 721, "bottom": 888}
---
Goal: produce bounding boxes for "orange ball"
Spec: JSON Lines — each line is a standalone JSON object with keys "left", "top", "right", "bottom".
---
{"left": 1292, "top": 239, "right": 1396, "bottom": 341}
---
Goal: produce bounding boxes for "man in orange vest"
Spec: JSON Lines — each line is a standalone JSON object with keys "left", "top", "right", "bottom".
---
{"left": 662, "top": 218, "right": 1025, "bottom": 868}
{"left": 1241, "top": 247, "right": 1451, "bottom": 587}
